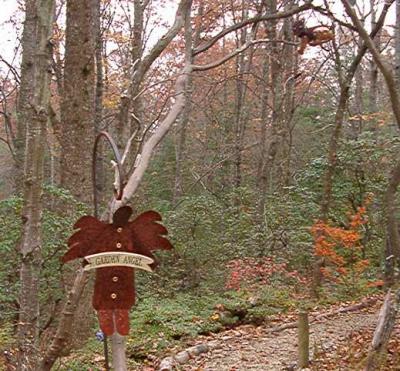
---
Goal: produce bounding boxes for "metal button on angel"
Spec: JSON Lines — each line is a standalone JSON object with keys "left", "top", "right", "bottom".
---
{"left": 61, "top": 206, "right": 172, "bottom": 336}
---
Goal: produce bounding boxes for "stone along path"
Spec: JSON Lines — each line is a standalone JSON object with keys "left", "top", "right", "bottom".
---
{"left": 178, "top": 307, "right": 380, "bottom": 370}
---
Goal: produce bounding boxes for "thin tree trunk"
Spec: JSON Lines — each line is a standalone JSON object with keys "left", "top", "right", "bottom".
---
{"left": 173, "top": 2, "right": 199, "bottom": 204}
{"left": 384, "top": 162, "right": 400, "bottom": 286}
{"left": 94, "top": 0, "right": 105, "bottom": 196}
{"left": 281, "top": 11, "right": 296, "bottom": 188}
{"left": 233, "top": 5, "right": 249, "bottom": 192}
{"left": 354, "top": 35, "right": 363, "bottom": 138}
{"left": 264, "top": 0, "right": 281, "bottom": 193}
{"left": 396, "top": 0, "right": 400, "bottom": 84}
{"left": 369, "top": 0, "right": 381, "bottom": 114}
{"left": 256, "top": 49, "right": 270, "bottom": 218}
{"left": 17, "top": 0, "right": 55, "bottom": 369}
{"left": 15, "top": 0, "right": 37, "bottom": 190}
{"left": 116, "top": 0, "right": 144, "bottom": 155}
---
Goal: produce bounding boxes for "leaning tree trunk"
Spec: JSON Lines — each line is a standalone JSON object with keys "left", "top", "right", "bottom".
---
{"left": 364, "top": 290, "right": 400, "bottom": 370}
{"left": 17, "top": 0, "right": 55, "bottom": 369}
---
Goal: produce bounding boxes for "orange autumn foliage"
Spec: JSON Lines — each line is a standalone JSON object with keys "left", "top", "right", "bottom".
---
{"left": 311, "top": 200, "right": 371, "bottom": 284}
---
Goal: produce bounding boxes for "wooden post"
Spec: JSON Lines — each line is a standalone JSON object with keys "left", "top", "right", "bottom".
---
{"left": 111, "top": 333, "right": 127, "bottom": 371}
{"left": 298, "top": 311, "right": 309, "bottom": 368}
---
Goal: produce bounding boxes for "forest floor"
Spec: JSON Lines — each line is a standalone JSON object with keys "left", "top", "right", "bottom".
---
{"left": 153, "top": 295, "right": 400, "bottom": 371}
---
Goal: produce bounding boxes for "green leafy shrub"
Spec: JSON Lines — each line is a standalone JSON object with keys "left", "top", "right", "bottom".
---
{"left": 0, "top": 185, "right": 86, "bottom": 324}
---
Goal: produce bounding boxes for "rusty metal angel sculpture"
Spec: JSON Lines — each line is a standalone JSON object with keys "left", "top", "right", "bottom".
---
{"left": 61, "top": 205, "right": 172, "bottom": 336}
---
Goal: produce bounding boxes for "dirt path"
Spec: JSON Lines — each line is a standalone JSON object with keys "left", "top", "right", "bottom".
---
{"left": 181, "top": 309, "right": 380, "bottom": 370}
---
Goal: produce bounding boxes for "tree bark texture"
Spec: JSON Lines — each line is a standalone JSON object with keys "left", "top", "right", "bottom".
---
{"left": 17, "top": 0, "right": 55, "bottom": 369}
{"left": 364, "top": 290, "right": 400, "bottom": 370}
{"left": 396, "top": 0, "right": 400, "bottom": 84}
{"left": 39, "top": 269, "right": 89, "bottom": 370}
{"left": 58, "top": 0, "right": 98, "bottom": 353}
{"left": 15, "top": 0, "right": 38, "bottom": 189}
{"left": 233, "top": 3, "right": 251, "bottom": 192}
{"left": 60, "top": 0, "right": 96, "bottom": 203}
{"left": 262, "top": 0, "right": 281, "bottom": 194}
{"left": 116, "top": 0, "right": 144, "bottom": 154}
{"left": 384, "top": 161, "right": 400, "bottom": 285}
{"left": 369, "top": 0, "right": 381, "bottom": 114}
{"left": 94, "top": 0, "right": 105, "bottom": 196}
{"left": 173, "top": 3, "right": 195, "bottom": 204}
{"left": 280, "top": 9, "right": 296, "bottom": 188}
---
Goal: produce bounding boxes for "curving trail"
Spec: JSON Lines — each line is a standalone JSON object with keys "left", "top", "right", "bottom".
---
{"left": 183, "top": 311, "right": 378, "bottom": 370}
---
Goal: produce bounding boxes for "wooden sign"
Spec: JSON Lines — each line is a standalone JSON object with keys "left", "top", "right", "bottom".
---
{"left": 83, "top": 252, "right": 154, "bottom": 272}
{"left": 62, "top": 206, "right": 173, "bottom": 336}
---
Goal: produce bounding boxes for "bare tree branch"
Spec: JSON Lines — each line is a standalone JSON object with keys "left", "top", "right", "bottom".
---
{"left": 192, "top": 38, "right": 297, "bottom": 72}
{"left": 342, "top": 0, "right": 400, "bottom": 125}
{"left": 135, "top": 0, "right": 192, "bottom": 83}
{"left": 121, "top": 65, "right": 192, "bottom": 203}
{"left": 193, "top": 1, "right": 313, "bottom": 56}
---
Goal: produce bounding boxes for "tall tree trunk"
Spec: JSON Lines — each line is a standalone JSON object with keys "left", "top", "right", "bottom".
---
{"left": 15, "top": 0, "right": 38, "bottom": 190}
{"left": 256, "top": 48, "right": 270, "bottom": 218}
{"left": 117, "top": 0, "right": 144, "bottom": 155}
{"left": 58, "top": 0, "right": 97, "bottom": 352}
{"left": 17, "top": 0, "right": 55, "bottom": 369}
{"left": 173, "top": 2, "right": 203, "bottom": 204}
{"left": 94, "top": 0, "right": 105, "bottom": 200}
{"left": 264, "top": 0, "right": 281, "bottom": 192}
{"left": 233, "top": 5, "right": 250, "bottom": 193}
{"left": 369, "top": 0, "right": 381, "bottom": 114}
{"left": 173, "top": 27, "right": 193, "bottom": 203}
{"left": 396, "top": 0, "right": 400, "bottom": 84}
{"left": 353, "top": 63, "right": 363, "bottom": 137}
{"left": 384, "top": 163, "right": 400, "bottom": 286}
{"left": 384, "top": 0, "right": 400, "bottom": 285}
{"left": 281, "top": 11, "right": 296, "bottom": 188}
{"left": 60, "top": 0, "right": 96, "bottom": 203}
